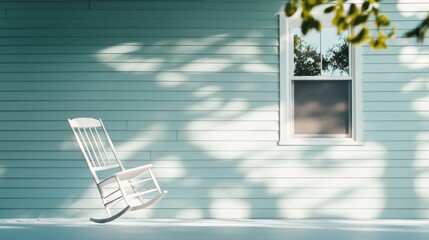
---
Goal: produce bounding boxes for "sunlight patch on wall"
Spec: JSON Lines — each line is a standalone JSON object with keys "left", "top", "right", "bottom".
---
{"left": 156, "top": 73, "right": 186, "bottom": 87}
{"left": 98, "top": 44, "right": 141, "bottom": 54}
{"left": 60, "top": 137, "right": 78, "bottom": 151}
{"left": 210, "top": 188, "right": 249, "bottom": 199}
{"left": 63, "top": 123, "right": 168, "bottom": 159}
{"left": 154, "top": 155, "right": 186, "bottom": 178}
{"left": 186, "top": 103, "right": 273, "bottom": 159}
{"left": 115, "top": 123, "right": 167, "bottom": 156}
{"left": 187, "top": 98, "right": 249, "bottom": 111}
{"left": 279, "top": 183, "right": 385, "bottom": 218}
{"left": 413, "top": 135, "right": 429, "bottom": 216}
{"left": 401, "top": 78, "right": 428, "bottom": 92}
{"left": 216, "top": 45, "right": 261, "bottom": 55}
{"left": 175, "top": 38, "right": 220, "bottom": 46}
{"left": 179, "top": 62, "right": 230, "bottom": 72}
{"left": 414, "top": 172, "right": 429, "bottom": 198}
{"left": 399, "top": 47, "right": 429, "bottom": 70}
{"left": 210, "top": 199, "right": 250, "bottom": 218}
{"left": 402, "top": 77, "right": 429, "bottom": 118}
{"left": 397, "top": 75, "right": 429, "bottom": 217}
{"left": 411, "top": 101, "right": 429, "bottom": 112}
{"left": 208, "top": 142, "right": 389, "bottom": 219}
{"left": 96, "top": 43, "right": 163, "bottom": 72}
{"left": 175, "top": 209, "right": 204, "bottom": 219}
{"left": 241, "top": 63, "right": 277, "bottom": 73}
{"left": 185, "top": 99, "right": 220, "bottom": 111}
{"left": 193, "top": 86, "right": 222, "bottom": 98}
{"left": 243, "top": 142, "right": 387, "bottom": 218}
{"left": 397, "top": 0, "right": 429, "bottom": 18}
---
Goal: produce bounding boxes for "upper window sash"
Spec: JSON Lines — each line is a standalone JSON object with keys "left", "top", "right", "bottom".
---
{"left": 290, "top": 23, "right": 352, "bottom": 78}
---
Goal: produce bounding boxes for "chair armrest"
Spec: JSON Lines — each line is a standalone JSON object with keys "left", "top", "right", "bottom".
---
{"left": 98, "top": 164, "right": 153, "bottom": 188}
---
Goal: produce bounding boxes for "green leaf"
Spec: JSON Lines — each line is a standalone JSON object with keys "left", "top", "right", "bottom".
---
{"left": 418, "top": 30, "right": 426, "bottom": 42}
{"left": 407, "top": 15, "right": 429, "bottom": 43}
{"left": 353, "top": 14, "right": 369, "bottom": 26}
{"left": 348, "top": 4, "right": 358, "bottom": 17}
{"left": 301, "top": 20, "right": 311, "bottom": 35}
{"left": 306, "top": 0, "right": 327, "bottom": 8}
{"left": 324, "top": 6, "right": 335, "bottom": 14}
{"left": 315, "top": 19, "right": 322, "bottom": 31}
{"left": 403, "top": 29, "right": 418, "bottom": 38}
{"left": 348, "top": 27, "right": 370, "bottom": 44}
{"left": 301, "top": 17, "right": 322, "bottom": 35}
{"left": 331, "top": 3, "right": 344, "bottom": 25}
{"left": 370, "top": 39, "right": 387, "bottom": 49}
{"left": 285, "top": 2, "right": 297, "bottom": 17}
{"left": 376, "top": 14, "right": 390, "bottom": 27}
{"left": 337, "top": 17, "right": 349, "bottom": 31}
{"left": 332, "top": 12, "right": 341, "bottom": 25}
{"left": 388, "top": 26, "right": 397, "bottom": 38}
{"left": 362, "top": 1, "right": 370, "bottom": 11}
{"left": 308, "top": 0, "right": 317, "bottom": 7}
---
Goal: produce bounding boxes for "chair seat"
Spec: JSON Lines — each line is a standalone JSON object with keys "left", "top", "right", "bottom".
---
{"left": 98, "top": 164, "right": 153, "bottom": 187}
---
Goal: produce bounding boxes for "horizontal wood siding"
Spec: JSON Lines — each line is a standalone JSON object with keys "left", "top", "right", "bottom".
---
{"left": 0, "top": 0, "right": 428, "bottom": 219}
{"left": 361, "top": 0, "right": 429, "bottom": 221}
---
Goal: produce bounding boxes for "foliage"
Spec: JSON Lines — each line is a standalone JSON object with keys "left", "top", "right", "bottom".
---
{"left": 285, "top": 0, "right": 428, "bottom": 49}
{"left": 404, "top": 14, "right": 429, "bottom": 42}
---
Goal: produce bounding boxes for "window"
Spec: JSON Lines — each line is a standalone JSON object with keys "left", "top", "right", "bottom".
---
{"left": 279, "top": 13, "right": 363, "bottom": 145}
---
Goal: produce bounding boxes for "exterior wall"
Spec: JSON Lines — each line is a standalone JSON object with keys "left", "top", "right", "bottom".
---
{"left": 0, "top": 0, "right": 428, "bottom": 219}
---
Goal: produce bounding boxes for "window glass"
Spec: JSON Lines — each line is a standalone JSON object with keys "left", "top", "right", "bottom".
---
{"left": 293, "top": 28, "right": 321, "bottom": 76}
{"left": 322, "top": 28, "right": 350, "bottom": 76}
{"left": 293, "top": 28, "right": 350, "bottom": 77}
{"left": 293, "top": 80, "right": 351, "bottom": 136}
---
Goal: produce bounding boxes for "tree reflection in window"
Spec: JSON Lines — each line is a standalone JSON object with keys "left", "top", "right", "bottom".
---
{"left": 294, "top": 34, "right": 321, "bottom": 76}
{"left": 293, "top": 28, "right": 349, "bottom": 77}
{"left": 322, "top": 37, "right": 349, "bottom": 76}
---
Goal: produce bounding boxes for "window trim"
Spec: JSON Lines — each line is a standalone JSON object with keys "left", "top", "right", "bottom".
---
{"left": 278, "top": 13, "right": 363, "bottom": 146}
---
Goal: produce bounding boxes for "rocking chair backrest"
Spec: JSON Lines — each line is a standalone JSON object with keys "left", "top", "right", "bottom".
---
{"left": 68, "top": 118, "right": 125, "bottom": 183}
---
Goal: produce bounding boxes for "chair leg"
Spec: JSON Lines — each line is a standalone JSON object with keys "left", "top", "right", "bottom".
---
{"left": 90, "top": 206, "right": 130, "bottom": 224}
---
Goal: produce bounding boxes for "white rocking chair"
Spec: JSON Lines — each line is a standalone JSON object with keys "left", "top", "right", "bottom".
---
{"left": 68, "top": 117, "right": 167, "bottom": 223}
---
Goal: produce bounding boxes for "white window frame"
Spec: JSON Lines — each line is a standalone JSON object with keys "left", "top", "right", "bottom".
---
{"left": 279, "top": 13, "right": 363, "bottom": 146}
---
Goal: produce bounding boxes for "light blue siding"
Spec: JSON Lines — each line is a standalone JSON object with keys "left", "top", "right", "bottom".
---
{"left": 0, "top": 0, "right": 428, "bottom": 219}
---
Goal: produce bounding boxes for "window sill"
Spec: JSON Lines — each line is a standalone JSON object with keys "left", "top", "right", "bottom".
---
{"left": 278, "top": 138, "right": 364, "bottom": 146}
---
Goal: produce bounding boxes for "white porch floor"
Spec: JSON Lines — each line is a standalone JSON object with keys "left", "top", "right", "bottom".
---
{"left": 1, "top": 219, "right": 429, "bottom": 240}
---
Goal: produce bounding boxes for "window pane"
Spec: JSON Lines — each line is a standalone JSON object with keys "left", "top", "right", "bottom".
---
{"left": 293, "top": 28, "right": 321, "bottom": 76}
{"left": 294, "top": 80, "right": 351, "bottom": 135}
{"left": 322, "top": 28, "right": 350, "bottom": 76}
